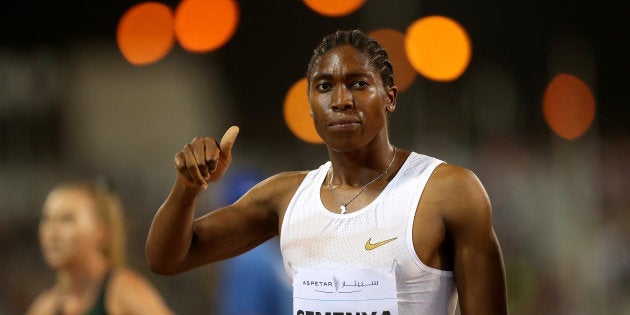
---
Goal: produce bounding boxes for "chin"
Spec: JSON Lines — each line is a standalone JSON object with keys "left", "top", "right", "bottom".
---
{"left": 42, "top": 253, "right": 67, "bottom": 269}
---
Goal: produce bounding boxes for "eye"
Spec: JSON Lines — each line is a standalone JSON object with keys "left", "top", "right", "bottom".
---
{"left": 351, "top": 80, "right": 368, "bottom": 88}
{"left": 59, "top": 213, "right": 75, "bottom": 224}
{"left": 317, "top": 82, "right": 332, "bottom": 92}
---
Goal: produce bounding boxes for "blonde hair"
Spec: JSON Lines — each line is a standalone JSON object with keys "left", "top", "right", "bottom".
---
{"left": 48, "top": 180, "right": 127, "bottom": 267}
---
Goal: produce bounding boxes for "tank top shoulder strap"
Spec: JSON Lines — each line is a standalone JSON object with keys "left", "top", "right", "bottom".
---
{"left": 85, "top": 269, "right": 112, "bottom": 315}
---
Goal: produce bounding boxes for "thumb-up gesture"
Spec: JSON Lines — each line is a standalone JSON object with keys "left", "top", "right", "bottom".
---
{"left": 174, "top": 126, "right": 239, "bottom": 189}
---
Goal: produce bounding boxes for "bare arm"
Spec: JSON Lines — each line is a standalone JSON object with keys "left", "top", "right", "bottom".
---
{"left": 146, "top": 126, "right": 279, "bottom": 275}
{"left": 441, "top": 166, "right": 508, "bottom": 314}
{"left": 144, "top": 175, "right": 205, "bottom": 275}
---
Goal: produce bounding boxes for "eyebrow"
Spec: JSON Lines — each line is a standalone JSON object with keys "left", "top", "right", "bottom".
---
{"left": 311, "top": 70, "right": 374, "bottom": 82}
{"left": 311, "top": 73, "right": 333, "bottom": 82}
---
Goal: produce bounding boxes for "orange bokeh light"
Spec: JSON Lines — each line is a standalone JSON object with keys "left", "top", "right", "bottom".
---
{"left": 174, "top": 0, "right": 239, "bottom": 53}
{"left": 117, "top": 2, "right": 175, "bottom": 65}
{"left": 405, "top": 15, "right": 472, "bottom": 82}
{"left": 543, "top": 73, "right": 596, "bottom": 140}
{"left": 369, "top": 28, "right": 417, "bottom": 92}
{"left": 284, "top": 78, "right": 323, "bottom": 144}
{"left": 303, "top": 0, "right": 366, "bottom": 17}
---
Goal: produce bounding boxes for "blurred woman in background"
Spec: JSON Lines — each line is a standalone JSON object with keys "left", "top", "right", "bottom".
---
{"left": 27, "top": 180, "right": 174, "bottom": 315}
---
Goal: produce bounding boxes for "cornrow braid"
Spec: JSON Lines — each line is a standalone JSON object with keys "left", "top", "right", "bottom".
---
{"left": 306, "top": 29, "right": 395, "bottom": 89}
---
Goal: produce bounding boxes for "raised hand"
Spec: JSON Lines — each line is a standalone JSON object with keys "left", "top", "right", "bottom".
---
{"left": 174, "top": 126, "right": 239, "bottom": 189}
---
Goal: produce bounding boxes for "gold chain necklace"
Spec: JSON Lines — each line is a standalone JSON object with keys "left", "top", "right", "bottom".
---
{"left": 328, "top": 147, "right": 397, "bottom": 214}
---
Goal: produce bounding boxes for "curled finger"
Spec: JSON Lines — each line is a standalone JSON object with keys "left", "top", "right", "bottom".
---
{"left": 174, "top": 151, "right": 194, "bottom": 185}
{"left": 204, "top": 137, "right": 220, "bottom": 173}
{"left": 192, "top": 137, "right": 209, "bottom": 179}
{"left": 183, "top": 144, "right": 208, "bottom": 188}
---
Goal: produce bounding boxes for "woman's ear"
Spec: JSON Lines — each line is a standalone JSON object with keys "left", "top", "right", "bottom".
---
{"left": 385, "top": 85, "right": 398, "bottom": 113}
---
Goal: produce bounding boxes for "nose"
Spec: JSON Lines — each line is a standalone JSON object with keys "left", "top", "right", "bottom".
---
{"left": 331, "top": 85, "right": 353, "bottom": 111}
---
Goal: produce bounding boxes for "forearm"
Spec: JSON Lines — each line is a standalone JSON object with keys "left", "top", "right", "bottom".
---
{"left": 145, "top": 176, "right": 204, "bottom": 275}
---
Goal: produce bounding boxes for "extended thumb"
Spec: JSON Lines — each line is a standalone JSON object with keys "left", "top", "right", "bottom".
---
{"left": 220, "top": 126, "right": 239, "bottom": 152}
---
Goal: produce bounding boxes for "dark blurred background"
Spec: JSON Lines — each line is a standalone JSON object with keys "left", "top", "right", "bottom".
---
{"left": 1, "top": 0, "right": 628, "bottom": 314}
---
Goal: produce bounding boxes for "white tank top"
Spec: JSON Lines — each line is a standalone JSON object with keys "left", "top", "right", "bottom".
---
{"left": 280, "top": 152, "right": 457, "bottom": 315}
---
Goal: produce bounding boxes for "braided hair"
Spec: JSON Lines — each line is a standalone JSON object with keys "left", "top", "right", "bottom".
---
{"left": 306, "top": 29, "right": 395, "bottom": 89}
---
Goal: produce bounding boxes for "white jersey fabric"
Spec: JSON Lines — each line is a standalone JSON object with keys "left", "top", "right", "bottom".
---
{"left": 280, "top": 152, "right": 458, "bottom": 315}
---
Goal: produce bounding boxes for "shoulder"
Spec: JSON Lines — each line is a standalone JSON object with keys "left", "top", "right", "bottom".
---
{"left": 107, "top": 267, "right": 173, "bottom": 315}
{"left": 425, "top": 163, "right": 492, "bottom": 229}
{"left": 108, "top": 267, "right": 169, "bottom": 298}
{"left": 257, "top": 170, "right": 310, "bottom": 188}
{"left": 429, "top": 163, "right": 486, "bottom": 195}
{"left": 108, "top": 267, "right": 153, "bottom": 300}
{"left": 109, "top": 267, "right": 149, "bottom": 287}
{"left": 25, "top": 288, "right": 58, "bottom": 315}
{"left": 241, "top": 170, "right": 311, "bottom": 208}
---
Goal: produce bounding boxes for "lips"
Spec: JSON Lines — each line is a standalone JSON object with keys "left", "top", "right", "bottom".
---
{"left": 328, "top": 117, "right": 361, "bottom": 131}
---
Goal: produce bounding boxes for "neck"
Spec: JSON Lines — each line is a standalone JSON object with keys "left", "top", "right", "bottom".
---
{"left": 328, "top": 144, "right": 397, "bottom": 186}
{"left": 57, "top": 253, "right": 109, "bottom": 294}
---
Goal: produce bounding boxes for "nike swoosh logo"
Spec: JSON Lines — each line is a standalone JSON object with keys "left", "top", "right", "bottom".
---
{"left": 365, "top": 237, "right": 398, "bottom": 250}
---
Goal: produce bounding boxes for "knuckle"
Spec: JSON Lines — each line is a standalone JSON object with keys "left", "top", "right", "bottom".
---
{"left": 205, "top": 137, "right": 219, "bottom": 147}
{"left": 192, "top": 137, "right": 204, "bottom": 146}
{"left": 174, "top": 154, "right": 185, "bottom": 167}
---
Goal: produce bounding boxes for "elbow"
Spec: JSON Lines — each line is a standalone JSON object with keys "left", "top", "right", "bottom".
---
{"left": 146, "top": 257, "right": 181, "bottom": 276}
{"left": 147, "top": 260, "right": 171, "bottom": 276}
{"left": 145, "top": 247, "right": 182, "bottom": 276}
